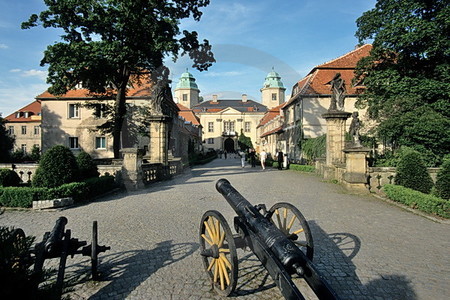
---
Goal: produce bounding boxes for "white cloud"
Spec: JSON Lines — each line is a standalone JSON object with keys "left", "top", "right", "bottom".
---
{"left": 0, "top": 43, "right": 8, "bottom": 49}
{"left": 9, "top": 68, "right": 21, "bottom": 73}
{"left": 22, "top": 69, "right": 47, "bottom": 80}
{"left": 204, "top": 71, "right": 245, "bottom": 77}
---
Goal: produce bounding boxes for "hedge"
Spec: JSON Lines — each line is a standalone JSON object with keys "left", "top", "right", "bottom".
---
{"left": 289, "top": 164, "right": 315, "bottom": 173}
{"left": 383, "top": 184, "right": 449, "bottom": 219}
{"left": 0, "top": 175, "right": 117, "bottom": 208}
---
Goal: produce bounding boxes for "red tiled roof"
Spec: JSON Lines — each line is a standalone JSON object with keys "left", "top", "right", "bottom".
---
{"left": 177, "top": 103, "right": 201, "bottom": 126}
{"left": 5, "top": 100, "right": 41, "bottom": 123}
{"left": 37, "top": 81, "right": 153, "bottom": 99}
{"left": 261, "top": 126, "right": 283, "bottom": 138}
{"left": 315, "top": 44, "right": 372, "bottom": 69}
{"left": 257, "top": 104, "right": 283, "bottom": 127}
{"left": 285, "top": 44, "right": 371, "bottom": 108}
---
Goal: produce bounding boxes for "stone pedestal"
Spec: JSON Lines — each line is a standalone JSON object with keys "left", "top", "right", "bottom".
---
{"left": 121, "top": 148, "right": 144, "bottom": 190}
{"left": 148, "top": 115, "right": 171, "bottom": 165}
{"left": 322, "top": 111, "right": 351, "bottom": 165}
{"left": 343, "top": 147, "right": 371, "bottom": 192}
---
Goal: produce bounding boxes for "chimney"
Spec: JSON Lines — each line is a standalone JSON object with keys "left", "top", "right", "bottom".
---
{"left": 242, "top": 94, "right": 248, "bottom": 102}
{"left": 212, "top": 94, "right": 218, "bottom": 102}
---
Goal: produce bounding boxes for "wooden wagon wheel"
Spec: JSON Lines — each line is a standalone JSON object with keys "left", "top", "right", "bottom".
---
{"left": 269, "top": 202, "right": 314, "bottom": 260}
{"left": 199, "top": 210, "right": 238, "bottom": 296}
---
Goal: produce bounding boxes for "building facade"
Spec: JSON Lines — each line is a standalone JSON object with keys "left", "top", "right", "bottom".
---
{"left": 4, "top": 100, "right": 42, "bottom": 154}
{"left": 36, "top": 79, "right": 200, "bottom": 162}
{"left": 282, "top": 44, "right": 372, "bottom": 161}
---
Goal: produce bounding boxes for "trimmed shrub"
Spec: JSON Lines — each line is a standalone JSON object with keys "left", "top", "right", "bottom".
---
{"left": 77, "top": 151, "right": 99, "bottom": 180}
{"left": 32, "top": 145, "right": 79, "bottom": 188}
{"left": 0, "top": 175, "right": 117, "bottom": 208}
{"left": 394, "top": 148, "right": 434, "bottom": 194}
{"left": 383, "top": 184, "right": 449, "bottom": 218}
{"left": 0, "top": 187, "right": 48, "bottom": 207}
{"left": 289, "top": 164, "right": 315, "bottom": 173}
{"left": 0, "top": 169, "right": 21, "bottom": 187}
{"left": 435, "top": 159, "right": 450, "bottom": 200}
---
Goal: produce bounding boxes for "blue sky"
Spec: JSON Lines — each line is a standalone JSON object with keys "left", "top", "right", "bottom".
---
{"left": 0, "top": 0, "right": 376, "bottom": 116}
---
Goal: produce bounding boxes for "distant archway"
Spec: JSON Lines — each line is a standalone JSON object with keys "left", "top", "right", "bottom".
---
{"left": 224, "top": 138, "right": 235, "bottom": 153}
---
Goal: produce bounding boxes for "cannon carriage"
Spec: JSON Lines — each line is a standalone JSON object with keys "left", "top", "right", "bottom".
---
{"left": 199, "top": 179, "right": 340, "bottom": 299}
{"left": 9, "top": 217, "right": 110, "bottom": 298}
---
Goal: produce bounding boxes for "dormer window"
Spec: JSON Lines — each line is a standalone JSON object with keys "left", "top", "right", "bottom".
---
{"left": 24, "top": 111, "right": 30, "bottom": 118}
{"left": 16, "top": 112, "right": 21, "bottom": 118}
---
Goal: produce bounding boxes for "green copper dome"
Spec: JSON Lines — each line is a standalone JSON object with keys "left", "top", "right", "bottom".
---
{"left": 175, "top": 69, "right": 199, "bottom": 90}
{"left": 263, "top": 68, "right": 285, "bottom": 89}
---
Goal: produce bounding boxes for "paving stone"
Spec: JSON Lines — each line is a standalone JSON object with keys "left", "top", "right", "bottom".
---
{"left": 0, "top": 158, "right": 448, "bottom": 299}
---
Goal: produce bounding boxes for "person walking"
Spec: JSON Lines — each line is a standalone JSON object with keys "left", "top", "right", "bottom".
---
{"left": 224, "top": 150, "right": 227, "bottom": 159}
{"left": 260, "top": 149, "right": 267, "bottom": 170}
{"left": 277, "top": 149, "right": 283, "bottom": 170}
{"left": 249, "top": 149, "right": 256, "bottom": 167}
{"left": 240, "top": 150, "right": 246, "bottom": 168}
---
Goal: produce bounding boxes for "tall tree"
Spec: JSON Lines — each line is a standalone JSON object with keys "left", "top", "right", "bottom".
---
{"left": 22, "top": 0, "right": 215, "bottom": 158}
{"left": 0, "top": 116, "right": 14, "bottom": 162}
{"left": 355, "top": 0, "right": 450, "bottom": 165}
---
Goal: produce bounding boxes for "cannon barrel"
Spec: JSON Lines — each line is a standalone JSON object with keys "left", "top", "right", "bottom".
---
{"left": 216, "top": 179, "right": 306, "bottom": 275}
{"left": 45, "top": 217, "right": 68, "bottom": 255}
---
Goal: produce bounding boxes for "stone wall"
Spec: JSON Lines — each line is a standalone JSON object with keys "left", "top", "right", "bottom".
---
{"left": 315, "top": 160, "right": 441, "bottom": 193}
{"left": 0, "top": 162, "right": 121, "bottom": 183}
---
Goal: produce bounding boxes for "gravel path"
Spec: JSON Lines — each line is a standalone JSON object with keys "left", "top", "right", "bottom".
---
{"left": 1, "top": 157, "right": 449, "bottom": 299}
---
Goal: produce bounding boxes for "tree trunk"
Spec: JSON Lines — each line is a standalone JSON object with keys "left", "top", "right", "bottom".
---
{"left": 112, "top": 65, "right": 130, "bottom": 159}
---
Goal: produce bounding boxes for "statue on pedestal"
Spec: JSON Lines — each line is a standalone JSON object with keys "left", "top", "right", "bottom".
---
{"left": 349, "top": 112, "right": 362, "bottom": 147}
{"left": 329, "top": 73, "right": 346, "bottom": 111}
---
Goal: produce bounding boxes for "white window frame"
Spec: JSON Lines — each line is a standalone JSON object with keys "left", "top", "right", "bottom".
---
{"left": 207, "top": 138, "right": 214, "bottom": 144}
{"left": 272, "top": 93, "right": 277, "bottom": 101}
{"left": 21, "top": 125, "right": 27, "bottom": 135}
{"left": 208, "top": 122, "right": 214, "bottom": 132}
{"left": 68, "top": 104, "right": 80, "bottom": 118}
{"left": 8, "top": 126, "right": 14, "bottom": 135}
{"left": 34, "top": 125, "right": 40, "bottom": 135}
{"left": 95, "top": 137, "right": 106, "bottom": 149}
{"left": 182, "top": 94, "right": 188, "bottom": 101}
{"left": 244, "top": 122, "right": 251, "bottom": 132}
{"left": 69, "top": 137, "right": 79, "bottom": 149}
{"left": 21, "top": 144, "right": 27, "bottom": 153}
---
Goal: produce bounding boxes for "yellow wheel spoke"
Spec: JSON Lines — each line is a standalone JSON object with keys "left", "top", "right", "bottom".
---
{"left": 208, "top": 218, "right": 218, "bottom": 242}
{"left": 204, "top": 221, "right": 216, "bottom": 242}
{"left": 275, "top": 209, "right": 283, "bottom": 230}
{"left": 220, "top": 253, "right": 232, "bottom": 269}
{"left": 293, "top": 228, "right": 304, "bottom": 235}
{"left": 287, "top": 215, "right": 297, "bottom": 232}
{"left": 213, "top": 258, "right": 219, "bottom": 283}
{"left": 207, "top": 258, "right": 216, "bottom": 271}
{"left": 215, "top": 219, "right": 221, "bottom": 244}
{"left": 201, "top": 234, "right": 214, "bottom": 246}
{"left": 218, "top": 258, "right": 225, "bottom": 290}
{"left": 218, "top": 230, "right": 225, "bottom": 248}
{"left": 218, "top": 257, "right": 230, "bottom": 285}
{"left": 219, "top": 248, "right": 230, "bottom": 253}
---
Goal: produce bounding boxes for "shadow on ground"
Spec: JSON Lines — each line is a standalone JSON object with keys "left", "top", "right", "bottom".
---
{"left": 63, "top": 240, "right": 198, "bottom": 299}
{"left": 222, "top": 221, "right": 416, "bottom": 299}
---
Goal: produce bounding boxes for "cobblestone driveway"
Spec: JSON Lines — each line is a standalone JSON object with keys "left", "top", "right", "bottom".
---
{"left": 1, "top": 158, "right": 449, "bottom": 299}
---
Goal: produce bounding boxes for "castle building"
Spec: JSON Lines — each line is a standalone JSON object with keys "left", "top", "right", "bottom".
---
{"left": 174, "top": 69, "right": 287, "bottom": 153}
{"left": 282, "top": 44, "right": 372, "bottom": 161}
{"left": 4, "top": 100, "right": 42, "bottom": 154}
{"left": 173, "top": 69, "right": 200, "bottom": 109}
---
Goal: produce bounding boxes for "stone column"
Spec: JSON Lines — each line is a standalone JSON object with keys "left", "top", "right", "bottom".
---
{"left": 148, "top": 115, "right": 171, "bottom": 165}
{"left": 121, "top": 148, "right": 144, "bottom": 190}
{"left": 343, "top": 147, "right": 371, "bottom": 192}
{"left": 322, "top": 111, "right": 351, "bottom": 165}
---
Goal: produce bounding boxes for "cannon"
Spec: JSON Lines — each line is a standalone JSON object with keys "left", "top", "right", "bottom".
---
{"left": 199, "top": 179, "right": 340, "bottom": 299}
{"left": 32, "top": 217, "right": 110, "bottom": 297}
